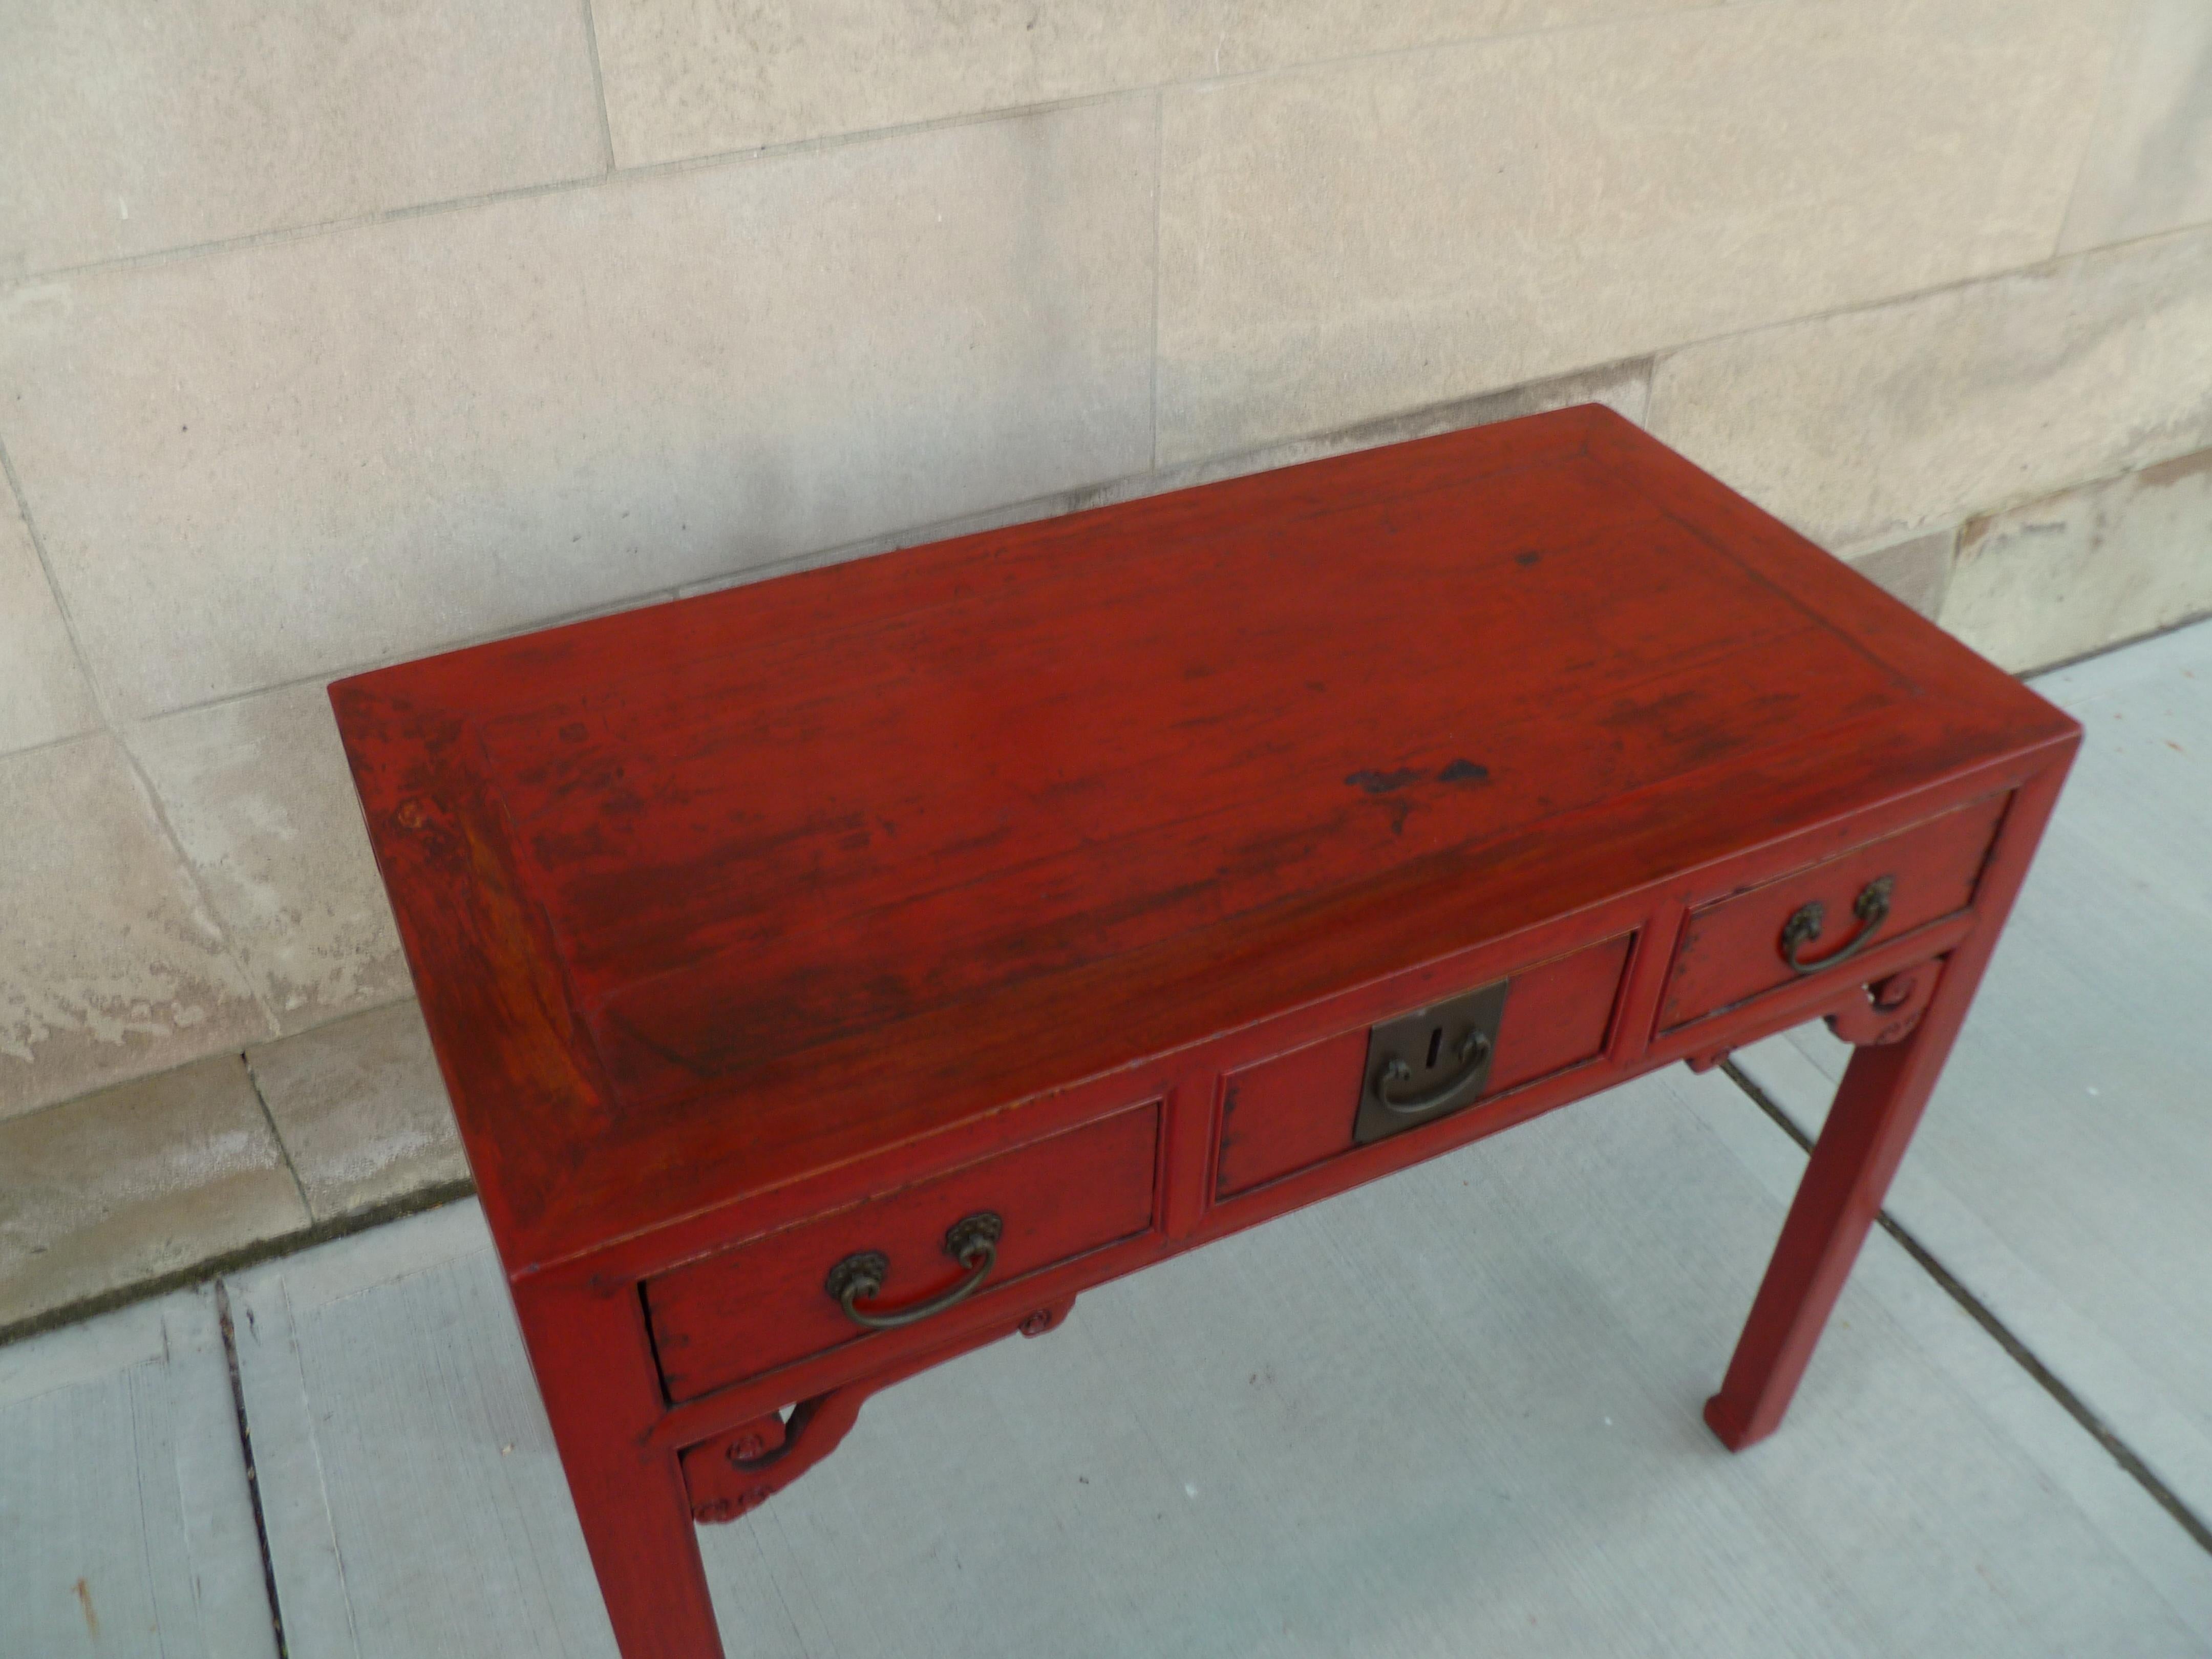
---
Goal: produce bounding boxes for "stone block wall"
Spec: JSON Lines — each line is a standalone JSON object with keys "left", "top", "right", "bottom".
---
{"left": 4, "top": 0, "right": 2209, "bottom": 1120}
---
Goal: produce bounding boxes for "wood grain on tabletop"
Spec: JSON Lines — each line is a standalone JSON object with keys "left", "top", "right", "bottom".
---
{"left": 328, "top": 406, "right": 2075, "bottom": 1269}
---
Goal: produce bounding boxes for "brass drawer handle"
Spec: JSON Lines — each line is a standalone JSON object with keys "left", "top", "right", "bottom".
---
{"left": 1376, "top": 1031, "right": 1494, "bottom": 1115}
{"left": 825, "top": 1213, "right": 1003, "bottom": 1330}
{"left": 1780, "top": 875, "right": 1894, "bottom": 975}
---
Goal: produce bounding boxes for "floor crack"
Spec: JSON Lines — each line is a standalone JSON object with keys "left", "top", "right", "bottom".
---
{"left": 214, "top": 1280, "right": 293, "bottom": 1658}
{"left": 1719, "top": 1056, "right": 2212, "bottom": 1559}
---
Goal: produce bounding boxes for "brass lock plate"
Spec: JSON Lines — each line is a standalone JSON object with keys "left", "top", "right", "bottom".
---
{"left": 1352, "top": 979, "right": 1510, "bottom": 1145}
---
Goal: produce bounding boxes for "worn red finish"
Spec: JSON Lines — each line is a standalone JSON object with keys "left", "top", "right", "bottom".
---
{"left": 1661, "top": 789, "right": 2009, "bottom": 1029}
{"left": 331, "top": 406, "right": 2077, "bottom": 1659}
{"left": 646, "top": 1098, "right": 1161, "bottom": 1402}
{"left": 1215, "top": 932, "right": 1631, "bottom": 1199}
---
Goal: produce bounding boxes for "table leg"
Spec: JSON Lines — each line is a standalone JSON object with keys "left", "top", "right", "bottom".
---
{"left": 514, "top": 1277, "right": 726, "bottom": 1659}
{"left": 1704, "top": 757, "right": 2071, "bottom": 1452}
{"left": 1703, "top": 1001, "right": 1954, "bottom": 1450}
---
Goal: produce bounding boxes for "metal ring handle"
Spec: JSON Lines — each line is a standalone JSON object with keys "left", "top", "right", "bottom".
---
{"left": 1376, "top": 1030, "right": 1493, "bottom": 1115}
{"left": 1780, "top": 874, "right": 1895, "bottom": 975}
{"left": 825, "top": 1213, "right": 1003, "bottom": 1330}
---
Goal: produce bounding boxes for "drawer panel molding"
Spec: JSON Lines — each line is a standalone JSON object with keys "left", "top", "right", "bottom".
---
{"left": 647, "top": 1100, "right": 1160, "bottom": 1402}
{"left": 1215, "top": 933, "right": 1633, "bottom": 1201}
{"left": 1661, "top": 792, "right": 2010, "bottom": 1032}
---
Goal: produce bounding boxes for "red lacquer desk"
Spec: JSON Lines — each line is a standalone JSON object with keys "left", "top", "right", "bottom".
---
{"left": 332, "top": 407, "right": 2076, "bottom": 1659}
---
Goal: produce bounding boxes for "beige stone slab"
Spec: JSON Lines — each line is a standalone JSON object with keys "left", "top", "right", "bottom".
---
{"left": 1944, "top": 450, "right": 2212, "bottom": 673}
{"left": 0, "top": 1054, "right": 307, "bottom": 1328}
{"left": 0, "top": 100, "right": 1158, "bottom": 720}
{"left": 0, "top": 469, "right": 98, "bottom": 755}
{"left": 1647, "top": 224, "right": 2212, "bottom": 552}
{"left": 1846, "top": 528, "right": 1954, "bottom": 621}
{"left": 0, "top": 736, "right": 269, "bottom": 1120}
{"left": 127, "top": 680, "right": 408, "bottom": 1034}
{"left": 0, "top": 0, "right": 605, "bottom": 280}
{"left": 593, "top": 0, "right": 1742, "bottom": 168}
{"left": 677, "top": 356, "right": 1654, "bottom": 604}
{"left": 246, "top": 1000, "right": 465, "bottom": 1225}
{"left": 1076, "top": 356, "right": 1654, "bottom": 512}
{"left": 1156, "top": 0, "right": 2115, "bottom": 464}
{"left": 2059, "top": 0, "right": 2212, "bottom": 254}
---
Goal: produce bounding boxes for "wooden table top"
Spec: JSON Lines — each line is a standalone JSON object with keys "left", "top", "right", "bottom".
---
{"left": 331, "top": 406, "right": 2071, "bottom": 1272}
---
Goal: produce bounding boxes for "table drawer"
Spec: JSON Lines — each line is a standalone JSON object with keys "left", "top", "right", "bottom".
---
{"left": 1215, "top": 933, "right": 1632, "bottom": 1201}
{"left": 646, "top": 1100, "right": 1160, "bottom": 1402}
{"left": 1660, "top": 791, "right": 2010, "bottom": 1032}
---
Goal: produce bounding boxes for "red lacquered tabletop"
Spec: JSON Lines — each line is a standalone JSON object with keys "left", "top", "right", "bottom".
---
{"left": 330, "top": 406, "right": 2071, "bottom": 1272}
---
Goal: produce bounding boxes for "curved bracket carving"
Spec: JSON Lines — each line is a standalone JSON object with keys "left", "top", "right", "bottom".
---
{"left": 1825, "top": 961, "right": 1943, "bottom": 1048}
{"left": 684, "top": 1389, "right": 870, "bottom": 1524}
{"left": 683, "top": 1297, "right": 1078, "bottom": 1523}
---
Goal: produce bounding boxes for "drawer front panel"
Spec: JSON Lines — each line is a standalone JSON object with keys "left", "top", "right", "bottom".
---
{"left": 647, "top": 1100, "right": 1160, "bottom": 1402}
{"left": 1215, "top": 933, "right": 1632, "bottom": 1201}
{"left": 1661, "top": 792, "right": 2010, "bottom": 1032}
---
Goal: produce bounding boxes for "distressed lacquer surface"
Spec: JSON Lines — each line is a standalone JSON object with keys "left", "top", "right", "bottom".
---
{"left": 332, "top": 407, "right": 2069, "bottom": 1270}
{"left": 331, "top": 403, "right": 2083, "bottom": 1659}
{"left": 647, "top": 1099, "right": 1162, "bottom": 1402}
{"left": 1662, "top": 790, "right": 2013, "bottom": 1030}
{"left": 1216, "top": 932, "right": 1630, "bottom": 1199}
